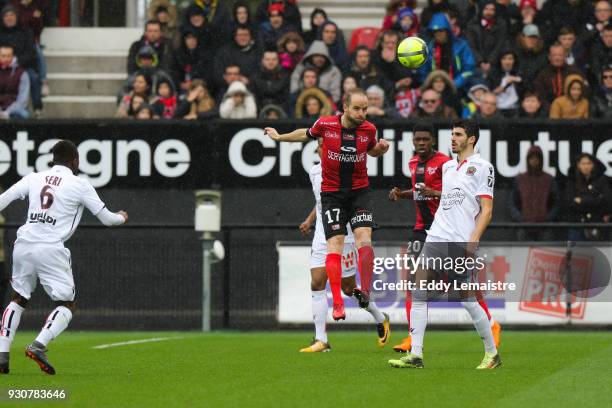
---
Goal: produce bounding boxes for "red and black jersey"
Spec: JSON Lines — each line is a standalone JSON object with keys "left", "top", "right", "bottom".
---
{"left": 307, "top": 115, "right": 377, "bottom": 192}
{"left": 408, "top": 151, "right": 452, "bottom": 231}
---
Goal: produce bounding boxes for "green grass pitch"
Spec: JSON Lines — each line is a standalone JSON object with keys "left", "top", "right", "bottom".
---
{"left": 1, "top": 330, "right": 611, "bottom": 408}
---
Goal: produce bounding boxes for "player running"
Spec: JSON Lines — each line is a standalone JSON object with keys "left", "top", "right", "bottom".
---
{"left": 265, "top": 88, "right": 390, "bottom": 321}
{"left": 388, "top": 119, "right": 501, "bottom": 369}
{"left": 0, "top": 141, "right": 128, "bottom": 375}
{"left": 299, "top": 140, "right": 390, "bottom": 352}
{"left": 388, "top": 123, "right": 501, "bottom": 353}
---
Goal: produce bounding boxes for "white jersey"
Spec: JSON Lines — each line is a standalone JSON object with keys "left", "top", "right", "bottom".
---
{"left": 309, "top": 164, "right": 354, "bottom": 249}
{"left": 0, "top": 165, "right": 107, "bottom": 244}
{"left": 427, "top": 154, "right": 494, "bottom": 242}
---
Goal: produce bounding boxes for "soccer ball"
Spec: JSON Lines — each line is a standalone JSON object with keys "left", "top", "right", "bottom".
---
{"left": 397, "top": 37, "right": 429, "bottom": 69}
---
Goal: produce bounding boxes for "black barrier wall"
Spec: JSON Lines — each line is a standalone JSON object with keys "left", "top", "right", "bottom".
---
{"left": 1, "top": 119, "right": 612, "bottom": 188}
{"left": 1, "top": 120, "right": 611, "bottom": 330}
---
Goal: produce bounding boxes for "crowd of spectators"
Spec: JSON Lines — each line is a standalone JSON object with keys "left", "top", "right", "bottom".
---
{"left": 116, "top": 0, "right": 612, "bottom": 120}
{"left": 0, "top": 0, "right": 50, "bottom": 119}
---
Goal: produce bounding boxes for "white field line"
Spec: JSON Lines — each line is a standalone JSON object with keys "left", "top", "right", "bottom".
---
{"left": 92, "top": 336, "right": 184, "bottom": 349}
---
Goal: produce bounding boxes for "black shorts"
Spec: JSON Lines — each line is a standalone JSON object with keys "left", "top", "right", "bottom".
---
{"left": 320, "top": 188, "right": 373, "bottom": 240}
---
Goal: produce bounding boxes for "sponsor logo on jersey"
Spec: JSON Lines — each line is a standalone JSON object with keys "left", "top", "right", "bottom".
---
{"left": 324, "top": 130, "right": 339, "bottom": 139}
{"left": 416, "top": 166, "right": 425, "bottom": 174}
{"left": 340, "top": 146, "right": 357, "bottom": 153}
{"left": 343, "top": 134, "right": 355, "bottom": 141}
{"left": 440, "top": 187, "right": 466, "bottom": 210}
{"left": 28, "top": 212, "right": 57, "bottom": 225}
{"left": 327, "top": 150, "right": 366, "bottom": 163}
{"left": 466, "top": 166, "right": 477, "bottom": 176}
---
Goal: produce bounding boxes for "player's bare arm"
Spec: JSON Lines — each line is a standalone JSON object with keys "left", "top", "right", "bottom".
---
{"left": 388, "top": 187, "right": 414, "bottom": 201}
{"left": 367, "top": 139, "right": 390, "bottom": 157}
{"left": 299, "top": 206, "right": 316, "bottom": 236}
{"left": 264, "top": 127, "right": 308, "bottom": 142}
{"left": 470, "top": 197, "right": 493, "bottom": 243}
{"left": 418, "top": 185, "right": 441, "bottom": 198}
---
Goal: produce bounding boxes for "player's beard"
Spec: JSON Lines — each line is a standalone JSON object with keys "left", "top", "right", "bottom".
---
{"left": 452, "top": 140, "right": 468, "bottom": 153}
{"left": 345, "top": 112, "right": 364, "bottom": 127}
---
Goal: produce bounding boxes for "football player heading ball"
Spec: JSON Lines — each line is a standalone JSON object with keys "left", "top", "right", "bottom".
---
{"left": 265, "top": 89, "right": 390, "bottom": 321}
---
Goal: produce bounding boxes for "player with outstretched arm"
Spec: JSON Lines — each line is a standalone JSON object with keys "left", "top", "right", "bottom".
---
{"left": 388, "top": 119, "right": 502, "bottom": 369}
{"left": 298, "top": 139, "right": 390, "bottom": 352}
{"left": 0, "top": 141, "right": 128, "bottom": 375}
{"left": 388, "top": 123, "right": 501, "bottom": 353}
{"left": 265, "top": 88, "right": 389, "bottom": 321}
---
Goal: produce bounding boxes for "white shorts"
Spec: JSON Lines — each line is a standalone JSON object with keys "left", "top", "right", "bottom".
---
{"left": 310, "top": 243, "right": 357, "bottom": 278}
{"left": 11, "top": 242, "right": 75, "bottom": 302}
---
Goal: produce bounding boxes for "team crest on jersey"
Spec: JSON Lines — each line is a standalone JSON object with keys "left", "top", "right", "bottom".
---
{"left": 466, "top": 166, "right": 477, "bottom": 176}
{"left": 358, "top": 135, "right": 369, "bottom": 143}
{"left": 427, "top": 166, "right": 437, "bottom": 175}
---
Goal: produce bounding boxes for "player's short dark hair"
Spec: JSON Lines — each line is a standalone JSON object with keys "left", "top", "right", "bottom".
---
{"left": 452, "top": 119, "right": 480, "bottom": 145}
{"left": 52, "top": 140, "right": 79, "bottom": 165}
{"left": 344, "top": 88, "right": 367, "bottom": 105}
{"left": 413, "top": 123, "right": 435, "bottom": 137}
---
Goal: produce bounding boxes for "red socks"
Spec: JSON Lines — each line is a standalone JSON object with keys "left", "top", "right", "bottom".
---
{"left": 475, "top": 290, "right": 492, "bottom": 320}
{"left": 478, "top": 298, "right": 492, "bottom": 321}
{"left": 325, "top": 253, "right": 343, "bottom": 306}
{"left": 358, "top": 246, "right": 374, "bottom": 295}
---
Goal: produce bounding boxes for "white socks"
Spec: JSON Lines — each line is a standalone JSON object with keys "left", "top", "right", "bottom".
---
{"left": 364, "top": 301, "right": 385, "bottom": 324}
{"left": 462, "top": 301, "right": 497, "bottom": 354}
{"left": 35, "top": 306, "right": 72, "bottom": 347}
{"left": 409, "top": 300, "right": 428, "bottom": 357}
{"left": 0, "top": 302, "right": 25, "bottom": 353}
{"left": 311, "top": 290, "right": 328, "bottom": 344}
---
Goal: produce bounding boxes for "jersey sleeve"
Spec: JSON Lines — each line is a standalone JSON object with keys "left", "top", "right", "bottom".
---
{"left": 0, "top": 175, "right": 30, "bottom": 211}
{"left": 80, "top": 180, "right": 107, "bottom": 215}
{"left": 307, "top": 118, "right": 325, "bottom": 139}
{"left": 476, "top": 163, "right": 495, "bottom": 198}
{"left": 367, "top": 127, "right": 377, "bottom": 150}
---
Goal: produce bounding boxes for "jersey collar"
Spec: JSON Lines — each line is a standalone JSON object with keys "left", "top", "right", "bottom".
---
{"left": 456, "top": 153, "right": 480, "bottom": 170}
{"left": 52, "top": 165, "right": 74, "bottom": 174}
